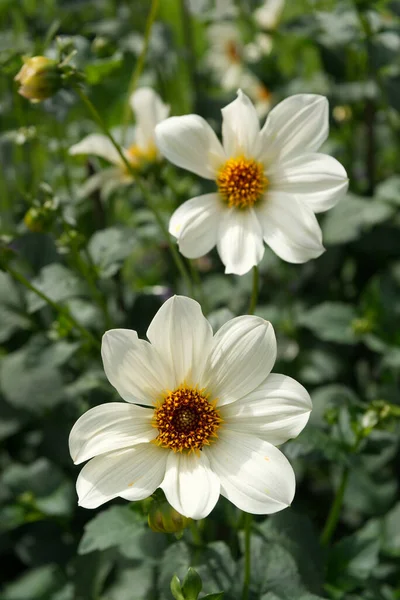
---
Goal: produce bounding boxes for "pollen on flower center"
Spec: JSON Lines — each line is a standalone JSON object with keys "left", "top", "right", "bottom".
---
{"left": 153, "top": 385, "right": 222, "bottom": 452}
{"left": 217, "top": 156, "right": 268, "bottom": 209}
{"left": 126, "top": 143, "right": 157, "bottom": 169}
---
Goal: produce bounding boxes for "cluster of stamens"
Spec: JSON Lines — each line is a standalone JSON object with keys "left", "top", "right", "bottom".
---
{"left": 153, "top": 386, "right": 222, "bottom": 452}
{"left": 217, "top": 156, "right": 268, "bottom": 209}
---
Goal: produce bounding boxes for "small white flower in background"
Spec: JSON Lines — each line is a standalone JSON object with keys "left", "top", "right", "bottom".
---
{"left": 238, "top": 71, "right": 273, "bottom": 118}
{"left": 205, "top": 23, "right": 273, "bottom": 117}
{"left": 69, "top": 87, "right": 169, "bottom": 196}
{"left": 69, "top": 295, "right": 312, "bottom": 519}
{"left": 254, "top": 0, "right": 285, "bottom": 30}
{"left": 205, "top": 23, "right": 245, "bottom": 91}
{"left": 155, "top": 90, "right": 348, "bottom": 275}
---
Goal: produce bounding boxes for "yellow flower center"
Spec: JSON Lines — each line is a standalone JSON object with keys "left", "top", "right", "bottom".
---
{"left": 217, "top": 156, "right": 268, "bottom": 209}
{"left": 125, "top": 143, "right": 158, "bottom": 169}
{"left": 153, "top": 385, "right": 222, "bottom": 452}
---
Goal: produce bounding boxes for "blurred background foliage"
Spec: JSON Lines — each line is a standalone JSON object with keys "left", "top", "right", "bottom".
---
{"left": 1, "top": 0, "right": 400, "bottom": 598}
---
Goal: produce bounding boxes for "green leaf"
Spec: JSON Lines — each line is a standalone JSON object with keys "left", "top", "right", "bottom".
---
{"left": 71, "top": 551, "right": 115, "bottom": 600}
{"left": 159, "top": 542, "right": 234, "bottom": 600}
{"left": 171, "top": 574, "right": 185, "bottom": 600}
{"left": 182, "top": 568, "right": 202, "bottom": 599}
{"left": 0, "top": 340, "right": 65, "bottom": 412}
{"left": 0, "top": 271, "right": 31, "bottom": 342}
{"left": 27, "top": 264, "right": 87, "bottom": 313}
{"left": 78, "top": 505, "right": 144, "bottom": 554}
{"left": 159, "top": 541, "right": 191, "bottom": 597}
{"left": 100, "top": 564, "right": 155, "bottom": 600}
{"left": 239, "top": 537, "right": 303, "bottom": 598}
{"left": 84, "top": 52, "right": 123, "bottom": 85}
{"left": 327, "top": 520, "right": 381, "bottom": 591}
{"left": 298, "top": 302, "right": 357, "bottom": 344}
{"left": 201, "top": 594, "right": 224, "bottom": 600}
{"left": 258, "top": 511, "right": 325, "bottom": 594}
{"left": 382, "top": 502, "right": 400, "bottom": 557}
{"left": 0, "top": 397, "right": 26, "bottom": 441}
{"left": 12, "top": 233, "right": 60, "bottom": 273}
{"left": 322, "top": 193, "right": 394, "bottom": 245}
{"left": 1, "top": 565, "right": 65, "bottom": 600}
{"left": 3, "top": 458, "right": 75, "bottom": 517}
{"left": 375, "top": 176, "right": 400, "bottom": 207}
{"left": 194, "top": 542, "right": 235, "bottom": 598}
{"left": 88, "top": 227, "right": 136, "bottom": 278}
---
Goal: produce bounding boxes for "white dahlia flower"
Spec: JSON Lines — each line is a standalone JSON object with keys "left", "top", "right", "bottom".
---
{"left": 69, "top": 87, "right": 169, "bottom": 196}
{"left": 69, "top": 296, "right": 312, "bottom": 519}
{"left": 155, "top": 90, "right": 348, "bottom": 275}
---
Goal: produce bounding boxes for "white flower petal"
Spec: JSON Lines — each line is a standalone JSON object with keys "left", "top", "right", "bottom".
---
{"left": 161, "top": 451, "right": 220, "bottom": 519}
{"left": 77, "top": 167, "right": 125, "bottom": 199}
{"left": 69, "top": 133, "right": 123, "bottom": 165}
{"left": 146, "top": 296, "right": 213, "bottom": 389}
{"left": 271, "top": 153, "right": 349, "bottom": 213}
{"left": 206, "top": 430, "right": 295, "bottom": 514}
{"left": 259, "top": 95, "right": 328, "bottom": 164}
{"left": 221, "top": 89, "right": 261, "bottom": 157}
{"left": 69, "top": 403, "right": 156, "bottom": 465}
{"left": 257, "top": 191, "right": 325, "bottom": 263}
{"left": 169, "top": 193, "right": 223, "bottom": 259}
{"left": 204, "top": 315, "right": 276, "bottom": 406}
{"left": 217, "top": 207, "right": 265, "bottom": 275}
{"left": 220, "top": 374, "right": 312, "bottom": 445}
{"left": 254, "top": 0, "right": 285, "bottom": 30}
{"left": 155, "top": 115, "right": 225, "bottom": 179}
{"left": 130, "top": 87, "right": 169, "bottom": 152}
{"left": 101, "top": 329, "right": 173, "bottom": 406}
{"left": 76, "top": 444, "right": 167, "bottom": 509}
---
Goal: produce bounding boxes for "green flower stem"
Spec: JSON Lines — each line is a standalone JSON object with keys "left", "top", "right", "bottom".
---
{"left": 137, "top": 180, "right": 195, "bottom": 297}
{"left": 247, "top": 265, "right": 260, "bottom": 315}
{"left": 5, "top": 264, "right": 100, "bottom": 350}
{"left": 75, "top": 86, "right": 194, "bottom": 295}
{"left": 353, "top": 1, "right": 400, "bottom": 136}
{"left": 190, "top": 520, "right": 202, "bottom": 546}
{"left": 320, "top": 433, "right": 363, "bottom": 546}
{"left": 320, "top": 467, "right": 349, "bottom": 546}
{"left": 242, "top": 512, "right": 252, "bottom": 600}
{"left": 72, "top": 244, "right": 113, "bottom": 330}
{"left": 188, "top": 259, "right": 207, "bottom": 311}
{"left": 122, "top": 0, "right": 159, "bottom": 140}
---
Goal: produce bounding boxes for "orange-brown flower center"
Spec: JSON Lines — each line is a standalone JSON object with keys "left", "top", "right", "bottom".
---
{"left": 217, "top": 156, "right": 268, "bottom": 209}
{"left": 153, "top": 386, "right": 222, "bottom": 452}
{"left": 225, "top": 40, "right": 241, "bottom": 63}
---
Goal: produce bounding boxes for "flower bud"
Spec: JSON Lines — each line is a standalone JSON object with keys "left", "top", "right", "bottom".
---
{"left": 15, "top": 56, "right": 62, "bottom": 103}
{"left": 148, "top": 498, "right": 191, "bottom": 534}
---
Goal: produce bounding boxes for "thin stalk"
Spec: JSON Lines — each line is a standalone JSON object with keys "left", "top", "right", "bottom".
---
{"left": 122, "top": 0, "right": 159, "bottom": 141}
{"left": 242, "top": 512, "right": 252, "bottom": 600}
{"left": 73, "top": 245, "right": 113, "bottom": 330}
{"left": 190, "top": 520, "right": 202, "bottom": 546}
{"left": 247, "top": 265, "right": 259, "bottom": 315}
{"left": 320, "top": 433, "right": 362, "bottom": 546}
{"left": 75, "top": 87, "right": 193, "bottom": 294}
{"left": 353, "top": 1, "right": 400, "bottom": 136}
{"left": 320, "top": 468, "right": 349, "bottom": 546}
{"left": 6, "top": 264, "right": 100, "bottom": 350}
{"left": 188, "top": 259, "right": 206, "bottom": 310}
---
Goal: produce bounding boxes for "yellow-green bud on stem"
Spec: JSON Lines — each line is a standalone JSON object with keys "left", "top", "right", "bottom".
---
{"left": 14, "top": 56, "right": 62, "bottom": 102}
{"left": 148, "top": 498, "right": 191, "bottom": 534}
